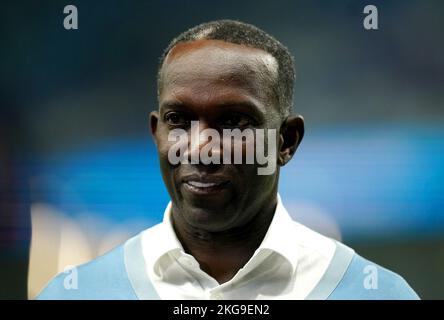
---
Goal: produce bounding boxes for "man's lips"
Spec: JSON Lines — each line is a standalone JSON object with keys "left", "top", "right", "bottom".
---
{"left": 182, "top": 175, "right": 230, "bottom": 194}
{"left": 186, "top": 180, "right": 226, "bottom": 188}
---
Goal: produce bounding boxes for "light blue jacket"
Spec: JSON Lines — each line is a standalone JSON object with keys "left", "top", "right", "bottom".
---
{"left": 37, "top": 233, "right": 420, "bottom": 300}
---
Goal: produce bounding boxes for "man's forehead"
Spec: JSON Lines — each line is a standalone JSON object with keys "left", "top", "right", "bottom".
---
{"left": 165, "top": 39, "right": 273, "bottom": 63}
{"left": 161, "top": 39, "right": 278, "bottom": 89}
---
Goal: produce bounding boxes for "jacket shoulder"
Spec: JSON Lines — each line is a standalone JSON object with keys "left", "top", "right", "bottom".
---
{"left": 36, "top": 243, "right": 137, "bottom": 300}
{"left": 328, "top": 253, "right": 420, "bottom": 300}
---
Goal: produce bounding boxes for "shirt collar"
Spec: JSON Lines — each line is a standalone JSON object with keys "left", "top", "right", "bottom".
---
{"left": 141, "top": 201, "right": 184, "bottom": 274}
{"left": 149, "top": 194, "right": 298, "bottom": 274}
{"left": 255, "top": 193, "right": 298, "bottom": 273}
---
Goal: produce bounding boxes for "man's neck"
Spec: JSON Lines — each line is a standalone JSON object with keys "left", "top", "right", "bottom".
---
{"left": 171, "top": 198, "right": 277, "bottom": 284}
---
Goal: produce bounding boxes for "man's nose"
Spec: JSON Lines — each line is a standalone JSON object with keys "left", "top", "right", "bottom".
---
{"left": 186, "top": 121, "right": 223, "bottom": 168}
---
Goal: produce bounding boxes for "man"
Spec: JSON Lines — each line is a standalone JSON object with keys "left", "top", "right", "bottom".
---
{"left": 38, "top": 20, "right": 419, "bottom": 299}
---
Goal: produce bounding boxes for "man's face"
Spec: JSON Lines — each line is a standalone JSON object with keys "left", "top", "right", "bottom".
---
{"left": 151, "top": 39, "right": 287, "bottom": 232}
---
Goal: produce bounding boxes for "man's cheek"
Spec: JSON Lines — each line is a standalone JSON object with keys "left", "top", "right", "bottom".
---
{"left": 158, "top": 137, "right": 186, "bottom": 166}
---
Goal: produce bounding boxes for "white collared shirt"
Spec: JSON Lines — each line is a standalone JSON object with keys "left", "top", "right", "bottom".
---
{"left": 140, "top": 195, "right": 338, "bottom": 300}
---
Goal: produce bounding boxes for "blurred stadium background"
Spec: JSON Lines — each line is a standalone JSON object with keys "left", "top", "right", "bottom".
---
{"left": 1, "top": 0, "right": 443, "bottom": 299}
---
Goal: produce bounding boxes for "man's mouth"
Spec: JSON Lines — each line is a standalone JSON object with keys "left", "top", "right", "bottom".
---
{"left": 182, "top": 176, "right": 230, "bottom": 194}
{"left": 186, "top": 181, "right": 225, "bottom": 188}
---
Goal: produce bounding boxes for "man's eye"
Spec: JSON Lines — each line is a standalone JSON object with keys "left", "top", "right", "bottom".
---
{"left": 164, "top": 112, "right": 190, "bottom": 126}
{"left": 220, "top": 114, "right": 253, "bottom": 127}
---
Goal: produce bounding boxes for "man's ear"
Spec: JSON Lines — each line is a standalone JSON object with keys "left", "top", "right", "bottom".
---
{"left": 149, "top": 111, "right": 159, "bottom": 145}
{"left": 278, "top": 114, "right": 304, "bottom": 166}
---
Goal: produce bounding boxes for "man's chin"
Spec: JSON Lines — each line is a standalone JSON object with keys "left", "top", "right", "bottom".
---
{"left": 181, "top": 204, "right": 237, "bottom": 231}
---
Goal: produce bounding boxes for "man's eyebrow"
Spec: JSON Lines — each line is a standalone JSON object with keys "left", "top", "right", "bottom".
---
{"left": 216, "top": 100, "right": 267, "bottom": 119}
{"left": 216, "top": 100, "right": 262, "bottom": 111}
{"left": 160, "top": 101, "right": 184, "bottom": 110}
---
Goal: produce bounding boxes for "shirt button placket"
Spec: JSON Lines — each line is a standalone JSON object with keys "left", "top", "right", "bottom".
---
{"left": 210, "top": 292, "right": 224, "bottom": 300}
